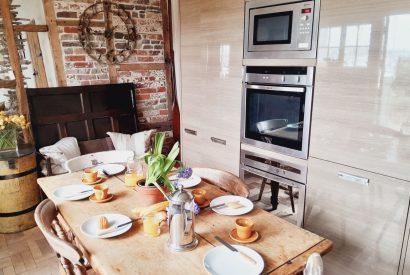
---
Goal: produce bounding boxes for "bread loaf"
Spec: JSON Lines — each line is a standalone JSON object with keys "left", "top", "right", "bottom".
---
{"left": 99, "top": 216, "right": 109, "bottom": 229}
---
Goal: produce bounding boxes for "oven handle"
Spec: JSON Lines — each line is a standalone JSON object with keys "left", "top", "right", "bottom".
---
{"left": 246, "top": 84, "right": 305, "bottom": 93}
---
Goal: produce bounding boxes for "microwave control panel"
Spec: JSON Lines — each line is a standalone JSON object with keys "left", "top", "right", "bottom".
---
{"left": 297, "top": 3, "right": 314, "bottom": 49}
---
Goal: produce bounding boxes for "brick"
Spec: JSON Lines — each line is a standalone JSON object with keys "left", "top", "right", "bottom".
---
{"left": 159, "top": 109, "right": 168, "bottom": 116}
{"left": 158, "top": 86, "right": 166, "bottom": 92}
{"left": 137, "top": 56, "right": 154, "bottom": 62}
{"left": 56, "top": 11, "right": 77, "bottom": 18}
{"left": 136, "top": 94, "right": 150, "bottom": 100}
{"left": 62, "top": 41, "right": 81, "bottom": 47}
{"left": 64, "top": 27, "right": 79, "bottom": 33}
{"left": 76, "top": 75, "right": 96, "bottom": 80}
{"left": 65, "top": 55, "right": 86, "bottom": 61}
{"left": 139, "top": 88, "right": 156, "bottom": 94}
{"left": 73, "top": 62, "right": 93, "bottom": 68}
{"left": 64, "top": 48, "right": 74, "bottom": 55}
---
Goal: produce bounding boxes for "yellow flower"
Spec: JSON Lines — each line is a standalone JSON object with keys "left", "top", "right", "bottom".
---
{"left": 0, "top": 126, "right": 5, "bottom": 130}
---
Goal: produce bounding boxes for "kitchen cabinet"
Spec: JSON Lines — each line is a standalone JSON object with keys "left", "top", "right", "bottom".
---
{"left": 309, "top": 0, "right": 410, "bottom": 181}
{"left": 179, "top": 0, "right": 244, "bottom": 174}
{"left": 304, "top": 157, "right": 410, "bottom": 275}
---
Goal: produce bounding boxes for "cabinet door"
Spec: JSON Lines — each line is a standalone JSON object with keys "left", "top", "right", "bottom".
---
{"left": 310, "top": 0, "right": 410, "bottom": 181}
{"left": 304, "top": 157, "right": 410, "bottom": 275}
{"left": 179, "top": 0, "right": 243, "bottom": 175}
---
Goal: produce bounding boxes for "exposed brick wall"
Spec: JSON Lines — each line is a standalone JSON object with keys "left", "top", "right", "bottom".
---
{"left": 53, "top": 0, "right": 169, "bottom": 125}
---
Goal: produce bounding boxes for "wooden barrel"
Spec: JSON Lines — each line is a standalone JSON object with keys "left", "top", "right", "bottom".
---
{"left": 0, "top": 149, "right": 39, "bottom": 233}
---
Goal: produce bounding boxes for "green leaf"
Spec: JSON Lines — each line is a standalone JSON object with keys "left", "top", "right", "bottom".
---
{"left": 153, "top": 132, "right": 165, "bottom": 156}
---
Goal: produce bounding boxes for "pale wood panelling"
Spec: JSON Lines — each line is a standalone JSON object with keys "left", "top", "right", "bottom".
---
{"left": 179, "top": 0, "right": 244, "bottom": 175}
{"left": 305, "top": 157, "right": 410, "bottom": 275}
{"left": 310, "top": 0, "right": 410, "bottom": 181}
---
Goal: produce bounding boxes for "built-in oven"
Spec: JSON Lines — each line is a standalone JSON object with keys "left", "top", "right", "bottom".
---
{"left": 244, "top": 0, "right": 320, "bottom": 59}
{"left": 240, "top": 149, "right": 306, "bottom": 226}
{"left": 241, "top": 66, "right": 314, "bottom": 159}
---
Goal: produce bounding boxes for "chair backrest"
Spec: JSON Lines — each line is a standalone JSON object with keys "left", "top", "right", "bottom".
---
{"left": 192, "top": 168, "right": 250, "bottom": 197}
{"left": 303, "top": 252, "right": 324, "bottom": 275}
{"left": 34, "top": 199, "right": 85, "bottom": 270}
{"left": 64, "top": 150, "right": 134, "bottom": 173}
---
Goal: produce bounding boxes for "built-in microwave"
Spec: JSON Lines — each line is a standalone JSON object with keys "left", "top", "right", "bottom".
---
{"left": 244, "top": 0, "right": 320, "bottom": 59}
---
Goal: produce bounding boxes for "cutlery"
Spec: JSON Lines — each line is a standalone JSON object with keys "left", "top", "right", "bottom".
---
{"left": 97, "top": 218, "right": 139, "bottom": 236}
{"left": 210, "top": 201, "right": 241, "bottom": 209}
{"left": 62, "top": 189, "right": 93, "bottom": 199}
{"left": 102, "top": 169, "right": 110, "bottom": 176}
{"left": 214, "top": 236, "right": 257, "bottom": 265}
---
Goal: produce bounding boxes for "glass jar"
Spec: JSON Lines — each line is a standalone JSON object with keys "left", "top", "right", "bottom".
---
{"left": 124, "top": 157, "right": 144, "bottom": 187}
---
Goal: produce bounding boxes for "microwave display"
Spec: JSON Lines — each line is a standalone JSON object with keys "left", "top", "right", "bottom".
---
{"left": 254, "top": 11, "right": 292, "bottom": 45}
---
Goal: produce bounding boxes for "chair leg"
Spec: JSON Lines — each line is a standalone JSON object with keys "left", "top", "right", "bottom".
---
{"left": 257, "top": 178, "right": 267, "bottom": 201}
{"left": 288, "top": 186, "right": 295, "bottom": 213}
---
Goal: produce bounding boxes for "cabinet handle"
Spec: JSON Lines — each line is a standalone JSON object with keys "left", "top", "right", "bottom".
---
{"left": 184, "top": 128, "right": 197, "bottom": 136}
{"left": 337, "top": 172, "right": 369, "bottom": 186}
{"left": 211, "top": 137, "right": 226, "bottom": 145}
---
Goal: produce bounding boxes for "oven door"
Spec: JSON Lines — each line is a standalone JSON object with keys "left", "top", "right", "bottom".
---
{"left": 241, "top": 84, "right": 313, "bottom": 159}
{"left": 244, "top": 0, "right": 317, "bottom": 58}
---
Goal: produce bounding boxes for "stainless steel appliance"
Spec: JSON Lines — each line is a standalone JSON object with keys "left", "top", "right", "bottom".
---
{"left": 244, "top": 0, "right": 320, "bottom": 59}
{"left": 167, "top": 187, "right": 198, "bottom": 252}
{"left": 240, "top": 149, "right": 306, "bottom": 226}
{"left": 241, "top": 66, "right": 314, "bottom": 159}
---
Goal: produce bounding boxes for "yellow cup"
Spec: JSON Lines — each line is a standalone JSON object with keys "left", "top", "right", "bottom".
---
{"left": 125, "top": 172, "right": 138, "bottom": 187}
{"left": 143, "top": 213, "right": 161, "bottom": 237}
{"left": 83, "top": 168, "right": 98, "bottom": 183}
{"left": 93, "top": 184, "right": 109, "bottom": 201}
{"left": 192, "top": 188, "right": 206, "bottom": 205}
{"left": 235, "top": 218, "right": 254, "bottom": 240}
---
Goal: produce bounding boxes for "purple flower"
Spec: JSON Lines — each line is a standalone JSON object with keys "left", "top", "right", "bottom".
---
{"left": 193, "top": 202, "right": 200, "bottom": 215}
{"left": 177, "top": 167, "right": 193, "bottom": 179}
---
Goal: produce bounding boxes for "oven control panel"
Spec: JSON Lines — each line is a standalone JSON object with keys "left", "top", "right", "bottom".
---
{"left": 297, "top": 4, "right": 314, "bottom": 49}
{"left": 245, "top": 66, "right": 315, "bottom": 86}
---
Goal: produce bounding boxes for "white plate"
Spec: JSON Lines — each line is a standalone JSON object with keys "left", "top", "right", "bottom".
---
{"left": 169, "top": 174, "right": 202, "bottom": 188}
{"left": 53, "top": 185, "right": 93, "bottom": 201}
{"left": 80, "top": 213, "right": 132, "bottom": 239}
{"left": 210, "top": 195, "right": 254, "bottom": 216}
{"left": 204, "top": 245, "right": 264, "bottom": 275}
{"left": 97, "top": 164, "right": 125, "bottom": 175}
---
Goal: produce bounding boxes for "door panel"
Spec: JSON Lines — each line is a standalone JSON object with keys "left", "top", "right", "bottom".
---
{"left": 305, "top": 157, "right": 410, "bottom": 275}
{"left": 310, "top": 0, "right": 410, "bottom": 181}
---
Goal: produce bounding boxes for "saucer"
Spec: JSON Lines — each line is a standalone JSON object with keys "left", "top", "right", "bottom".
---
{"left": 198, "top": 199, "right": 210, "bottom": 209}
{"left": 229, "top": 229, "right": 259, "bottom": 243}
{"left": 82, "top": 177, "right": 103, "bottom": 185}
{"left": 89, "top": 193, "right": 114, "bottom": 203}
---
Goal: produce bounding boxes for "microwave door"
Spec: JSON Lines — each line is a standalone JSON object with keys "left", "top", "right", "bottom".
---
{"left": 247, "top": 1, "right": 314, "bottom": 52}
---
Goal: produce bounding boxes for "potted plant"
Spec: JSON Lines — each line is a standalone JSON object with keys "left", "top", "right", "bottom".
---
{"left": 0, "top": 112, "right": 30, "bottom": 152}
{"left": 134, "top": 132, "right": 179, "bottom": 206}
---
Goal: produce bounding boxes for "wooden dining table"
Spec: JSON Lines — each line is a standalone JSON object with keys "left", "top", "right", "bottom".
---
{"left": 37, "top": 170, "right": 332, "bottom": 275}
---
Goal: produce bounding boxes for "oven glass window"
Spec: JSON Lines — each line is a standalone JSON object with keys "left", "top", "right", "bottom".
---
{"left": 253, "top": 11, "right": 293, "bottom": 45}
{"left": 245, "top": 87, "right": 305, "bottom": 150}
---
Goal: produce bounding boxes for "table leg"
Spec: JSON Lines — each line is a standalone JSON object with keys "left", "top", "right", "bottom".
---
{"left": 267, "top": 180, "right": 279, "bottom": 212}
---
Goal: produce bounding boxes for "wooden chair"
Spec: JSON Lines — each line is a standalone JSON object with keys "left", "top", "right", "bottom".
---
{"left": 192, "top": 168, "right": 250, "bottom": 197}
{"left": 64, "top": 150, "right": 134, "bottom": 173}
{"left": 34, "top": 199, "right": 92, "bottom": 275}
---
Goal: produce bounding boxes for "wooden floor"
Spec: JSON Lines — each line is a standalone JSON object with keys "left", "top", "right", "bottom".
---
{"left": 0, "top": 227, "right": 59, "bottom": 275}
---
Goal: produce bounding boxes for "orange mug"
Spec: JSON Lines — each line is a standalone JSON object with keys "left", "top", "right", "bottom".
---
{"left": 235, "top": 218, "right": 254, "bottom": 239}
{"left": 94, "top": 184, "right": 109, "bottom": 201}
{"left": 192, "top": 188, "right": 206, "bottom": 205}
{"left": 83, "top": 168, "right": 98, "bottom": 183}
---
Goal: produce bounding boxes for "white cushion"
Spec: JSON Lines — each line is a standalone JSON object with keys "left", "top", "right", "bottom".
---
{"left": 39, "top": 137, "right": 81, "bottom": 175}
{"left": 107, "top": 130, "right": 154, "bottom": 157}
